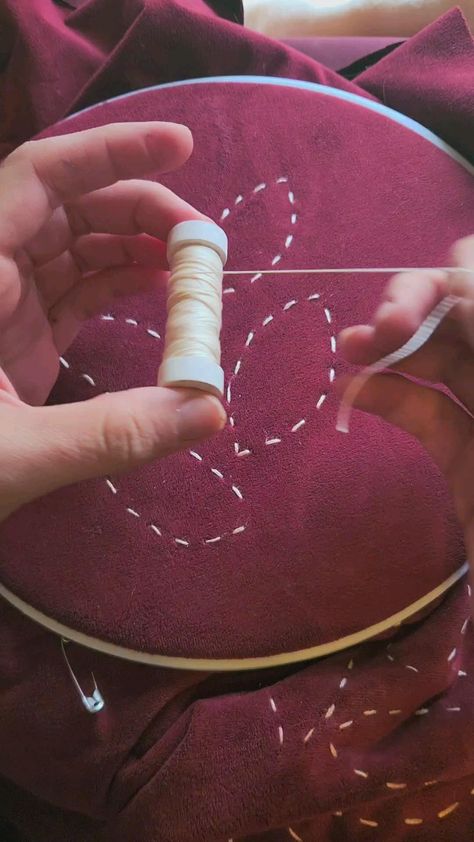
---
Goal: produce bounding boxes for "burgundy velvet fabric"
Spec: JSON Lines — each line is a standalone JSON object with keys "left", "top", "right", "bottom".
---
{"left": 357, "top": 8, "right": 474, "bottom": 165}
{"left": 0, "top": 5, "right": 473, "bottom": 842}
{"left": 0, "top": 0, "right": 361, "bottom": 161}
{"left": 2, "top": 78, "right": 473, "bottom": 660}
{"left": 282, "top": 36, "right": 403, "bottom": 71}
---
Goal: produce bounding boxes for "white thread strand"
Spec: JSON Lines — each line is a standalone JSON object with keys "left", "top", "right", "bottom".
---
{"left": 223, "top": 267, "right": 474, "bottom": 277}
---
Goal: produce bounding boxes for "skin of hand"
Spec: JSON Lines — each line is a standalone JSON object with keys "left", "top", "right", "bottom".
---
{"left": 340, "top": 235, "right": 474, "bottom": 616}
{"left": 0, "top": 123, "right": 226, "bottom": 522}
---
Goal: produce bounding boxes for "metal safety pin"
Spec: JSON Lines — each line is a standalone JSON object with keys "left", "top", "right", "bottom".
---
{"left": 60, "top": 638, "right": 105, "bottom": 714}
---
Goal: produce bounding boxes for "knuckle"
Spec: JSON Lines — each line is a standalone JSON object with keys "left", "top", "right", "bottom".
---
{"left": 97, "top": 402, "right": 167, "bottom": 467}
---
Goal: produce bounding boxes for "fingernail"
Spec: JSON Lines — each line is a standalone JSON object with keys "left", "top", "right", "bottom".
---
{"left": 177, "top": 395, "right": 227, "bottom": 441}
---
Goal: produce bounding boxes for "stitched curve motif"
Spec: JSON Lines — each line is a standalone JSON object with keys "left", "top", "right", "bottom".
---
{"left": 60, "top": 176, "right": 336, "bottom": 548}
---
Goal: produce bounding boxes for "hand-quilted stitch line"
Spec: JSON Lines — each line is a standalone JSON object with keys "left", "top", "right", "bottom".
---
{"left": 227, "top": 294, "right": 335, "bottom": 450}
{"left": 59, "top": 176, "right": 339, "bottom": 553}
{"left": 219, "top": 178, "right": 337, "bottom": 456}
{"left": 102, "top": 448, "right": 247, "bottom": 549}
{"left": 288, "top": 790, "right": 471, "bottom": 839}
{"left": 61, "top": 326, "right": 247, "bottom": 547}
{"left": 219, "top": 176, "right": 296, "bottom": 290}
{"left": 59, "top": 316, "right": 162, "bottom": 381}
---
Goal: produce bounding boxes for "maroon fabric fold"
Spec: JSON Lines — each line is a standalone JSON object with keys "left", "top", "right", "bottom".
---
{"left": 356, "top": 7, "right": 474, "bottom": 163}
{"left": 0, "top": 0, "right": 359, "bottom": 160}
{"left": 0, "top": 4, "right": 473, "bottom": 842}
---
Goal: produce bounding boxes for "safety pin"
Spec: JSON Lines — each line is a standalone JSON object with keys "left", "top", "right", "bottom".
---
{"left": 60, "top": 638, "right": 105, "bottom": 714}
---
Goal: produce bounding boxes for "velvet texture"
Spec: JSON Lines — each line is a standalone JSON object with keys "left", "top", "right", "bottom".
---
{"left": 0, "top": 5, "right": 473, "bottom": 841}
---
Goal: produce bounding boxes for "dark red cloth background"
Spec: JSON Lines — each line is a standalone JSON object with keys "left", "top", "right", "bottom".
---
{"left": 2, "top": 79, "right": 472, "bottom": 661}
{"left": 0, "top": 4, "right": 473, "bottom": 842}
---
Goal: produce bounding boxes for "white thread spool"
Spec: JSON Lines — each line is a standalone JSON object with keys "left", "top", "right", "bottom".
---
{"left": 158, "top": 221, "right": 228, "bottom": 398}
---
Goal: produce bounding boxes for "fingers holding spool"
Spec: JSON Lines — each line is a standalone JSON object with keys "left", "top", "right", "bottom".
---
{"left": 158, "top": 220, "right": 228, "bottom": 399}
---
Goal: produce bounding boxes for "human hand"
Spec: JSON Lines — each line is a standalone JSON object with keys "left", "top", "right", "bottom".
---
{"left": 340, "top": 236, "right": 474, "bottom": 613}
{"left": 0, "top": 123, "right": 226, "bottom": 521}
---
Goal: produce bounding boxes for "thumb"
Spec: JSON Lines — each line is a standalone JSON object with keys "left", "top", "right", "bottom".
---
{"left": 5, "top": 387, "right": 226, "bottom": 510}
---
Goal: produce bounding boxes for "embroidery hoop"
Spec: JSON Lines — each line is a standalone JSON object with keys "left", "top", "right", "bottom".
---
{"left": 1, "top": 76, "right": 472, "bottom": 671}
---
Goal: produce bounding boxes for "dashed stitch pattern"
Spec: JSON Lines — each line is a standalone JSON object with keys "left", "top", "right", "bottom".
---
{"left": 227, "top": 293, "right": 335, "bottom": 443}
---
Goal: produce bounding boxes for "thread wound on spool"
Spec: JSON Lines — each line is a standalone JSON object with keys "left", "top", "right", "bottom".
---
{"left": 159, "top": 221, "right": 228, "bottom": 397}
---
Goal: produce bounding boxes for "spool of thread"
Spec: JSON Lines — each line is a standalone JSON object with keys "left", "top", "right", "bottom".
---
{"left": 158, "top": 220, "right": 228, "bottom": 398}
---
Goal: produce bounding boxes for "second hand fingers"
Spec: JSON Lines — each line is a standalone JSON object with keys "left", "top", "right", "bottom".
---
{"left": 353, "top": 372, "right": 473, "bottom": 486}
{"left": 340, "top": 269, "right": 449, "bottom": 366}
